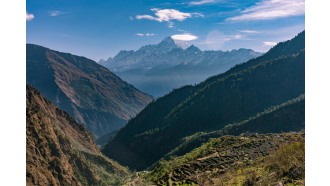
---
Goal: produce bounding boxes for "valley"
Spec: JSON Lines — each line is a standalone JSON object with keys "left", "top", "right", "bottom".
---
{"left": 102, "top": 31, "right": 305, "bottom": 171}
{"left": 26, "top": 31, "right": 305, "bottom": 186}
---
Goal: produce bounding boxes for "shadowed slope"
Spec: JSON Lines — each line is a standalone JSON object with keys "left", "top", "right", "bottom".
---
{"left": 27, "top": 44, "right": 153, "bottom": 138}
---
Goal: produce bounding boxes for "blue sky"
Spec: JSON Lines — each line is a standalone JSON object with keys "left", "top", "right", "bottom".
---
{"left": 26, "top": 0, "right": 305, "bottom": 61}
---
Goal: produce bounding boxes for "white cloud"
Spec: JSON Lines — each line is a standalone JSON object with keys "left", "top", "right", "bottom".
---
{"left": 189, "top": 0, "right": 216, "bottom": 5}
{"left": 232, "top": 34, "right": 243, "bottom": 39}
{"left": 227, "top": 0, "right": 305, "bottom": 21}
{"left": 151, "top": 8, "right": 159, "bottom": 11}
{"left": 129, "top": 16, "right": 134, "bottom": 20}
{"left": 155, "top": 9, "right": 191, "bottom": 21}
{"left": 26, "top": 12, "right": 34, "bottom": 21}
{"left": 136, "top": 9, "right": 203, "bottom": 22}
{"left": 136, "top": 33, "right": 155, "bottom": 37}
{"left": 198, "top": 31, "right": 248, "bottom": 50}
{"left": 171, "top": 33, "right": 198, "bottom": 41}
{"left": 136, "top": 15, "right": 155, "bottom": 20}
{"left": 263, "top": 41, "right": 277, "bottom": 46}
{"left": 49, "top": 10, "right": 63, "bottom": 17}
{"left": 238, "top": 30, "right": 260, "bottom": 34}
{"left": 178, "top": 29, "right": 189, "bottom": 33}
{"left": 192, "top": 13, "right": 204, "bottom": 18}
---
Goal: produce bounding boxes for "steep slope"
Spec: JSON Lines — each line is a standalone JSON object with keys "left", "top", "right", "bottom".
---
{"left": 103, "top": 31, "right": 305, "bottom": 170}
{"left": 142, "top": 132, "right": 304, "bottom": 186}
{"left": 26, "top": 85, "right": 130, "bottom": 185}
{"left": 100, "top": 37, "right": 262, "bottom": 96}
{"left": 164, "top": 94, "right": 305, "bottom": 158}
{"left": 26, "top": 44, "right": 153, "bottom": 138}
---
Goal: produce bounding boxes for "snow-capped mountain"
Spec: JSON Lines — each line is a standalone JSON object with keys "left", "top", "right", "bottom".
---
{"left": 99, "top": 37, "right": 263, "bottom": 97}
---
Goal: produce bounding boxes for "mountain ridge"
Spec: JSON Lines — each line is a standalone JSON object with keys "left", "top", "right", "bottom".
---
{"left": 26, "top": 44, "right": 153, "bottom": 138}
{"left": 100, "top": 37, "right": 262, "bottom": 96}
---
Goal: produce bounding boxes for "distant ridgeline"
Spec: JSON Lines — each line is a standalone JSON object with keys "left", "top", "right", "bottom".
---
{"left": 26, "top": 44, "right": 153, "bottom": 138}
{"left": 100, "top": 37, "right": 262, "bottom": 97}
{"left": 103, "top": 31, "right": 305, "bottom": 171}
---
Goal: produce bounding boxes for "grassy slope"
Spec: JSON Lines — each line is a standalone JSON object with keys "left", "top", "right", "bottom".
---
{"left": 141, "top": 132, "right": 304, "bottom": 186}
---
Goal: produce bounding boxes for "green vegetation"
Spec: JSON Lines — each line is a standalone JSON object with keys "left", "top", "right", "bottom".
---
{"left": 164, "top": 94, "right": 305, "bottom": 158}
{"left": 140, "top": 133, "right": 304, "bottom": 186}
{"left": 215, "top": 140, "right": 305, "bottom": 186}
{"left": 103, "top": 31, "right": 305, "bottom": 170}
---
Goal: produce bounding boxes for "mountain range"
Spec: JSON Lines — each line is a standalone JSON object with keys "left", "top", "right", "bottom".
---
{"left": 26, "top": 44, "right": 153, "bottom": 138}
{"left": 102, "top": 31, "right": 305, "bottom": 171}
{"left": 99, "top": 37, "right": 263, "bottom": 97}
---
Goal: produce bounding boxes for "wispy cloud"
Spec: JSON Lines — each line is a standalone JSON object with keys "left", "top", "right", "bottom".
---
{"left": 227, "top": 0, "right": 305, "bottom": 21}
{"left": 136, "top": 15, "right": 155, "bottom": 20}
{"left": 136, "top": 33, "right": 156, "bottom": 37}
{"left": 238, "top": 30, "right": 261, "bottom": 34}
{"left": 178, "top": 29, "right": 189, "bottom": 33}
{"left": 171, "top": 33, "right": 198, "bottom": 41}
{"left": 136, "top": 8, "right": 203, "bottom": 28}
{"left": 26, "top": 12, "right": 34, "bottom": 21}
{"left": 263, "top": 41, "right": 277, "bottom": 46}
{"left": 168, "top": 21, "right": 175, "bottom": 28}
{"left": 198, "top": 31, "right": 249, "bottom": 50}
{"left": 189, "top": 0, "right": 217, "bottom": 5}
{"left": 49, "top": 10, "right": 63, "bottom": 17}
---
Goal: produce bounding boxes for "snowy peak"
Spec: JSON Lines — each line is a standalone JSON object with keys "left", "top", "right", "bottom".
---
{"left": 157, "top": 37, "right": 179, "bottom": 51}
{"left": 158, "top": 36, "right": 191, "bottom": 50}
{"left": 185, "top": 45, "right": 201, "bottom": 54}
{"left": 173, "top": 39, "right": 191, "bottom": 49}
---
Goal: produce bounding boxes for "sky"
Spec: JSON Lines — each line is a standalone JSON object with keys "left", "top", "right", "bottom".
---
{"left": 26, "top": 0, "right": 305, "bottom": 61}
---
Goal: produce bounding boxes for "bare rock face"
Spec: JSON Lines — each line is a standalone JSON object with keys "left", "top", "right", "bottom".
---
{"left": 26, "top": 85, "right": 129, "bottom": 186}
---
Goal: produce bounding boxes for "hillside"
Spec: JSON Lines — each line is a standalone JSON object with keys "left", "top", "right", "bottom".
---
{"left": 26, "top": 44, "right": 153, "bottom": 138}
{"left": 164, "top": 94, "right": 305, "bottom": 158}
{"left": 100, "top": 37, "right": 262, "bottom": 96}
{"left": 26, "top": 85, "right": 129, "bottom": 185}
{"left": 138, "top": 132, "right": 304, "bottom": 186}
{"left": 102, "top": 31, "right": 305, "bottom": 170}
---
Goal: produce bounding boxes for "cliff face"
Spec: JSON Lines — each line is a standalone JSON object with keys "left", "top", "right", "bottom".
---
{"left": 26, "top": 85, "right": 129, "bottom": 186}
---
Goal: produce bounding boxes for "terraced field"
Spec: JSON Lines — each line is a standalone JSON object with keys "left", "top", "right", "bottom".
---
{"left": 145, "top": 132, "right": 304, "bottom": 186}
